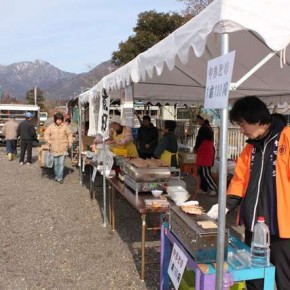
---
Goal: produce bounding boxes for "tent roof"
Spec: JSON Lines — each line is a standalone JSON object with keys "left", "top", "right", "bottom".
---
{"left": 80, "top": 0, "right": 290, "bottom": 105}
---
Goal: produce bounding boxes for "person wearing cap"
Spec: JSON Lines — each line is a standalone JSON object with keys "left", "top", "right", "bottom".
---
{"left": 17, "top": 112, "right": 37, "bottom": 165}
{"left": 194, "top": 114, "right": 218, "bottom": 196}
{"left": 137, "top": 115, "right": 159, "bottom": 159}
{"left": 106, "top": 115, "right": 138, "bottom": 157}
{"left": 3, "top": 114, "right": 19, "bottom": 161}
{"left": 45, "top": 112, "right": 73, "bottom": 183}
{"left": 154, "top": 120, "right": 178, "bottom": 167}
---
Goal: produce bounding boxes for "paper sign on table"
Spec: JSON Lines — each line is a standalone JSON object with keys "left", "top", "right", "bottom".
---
{"left": 168, "top": 243, "right": 188, "bottom": 289}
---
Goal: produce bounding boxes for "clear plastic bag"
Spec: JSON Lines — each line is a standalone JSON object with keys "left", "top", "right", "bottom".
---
{"left": 44, "top": 151, "right": 54, "bottom": 168}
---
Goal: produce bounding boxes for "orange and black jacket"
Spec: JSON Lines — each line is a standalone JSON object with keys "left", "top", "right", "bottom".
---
{"left": 227, "top": 116, "right": 290, "bottom": 238}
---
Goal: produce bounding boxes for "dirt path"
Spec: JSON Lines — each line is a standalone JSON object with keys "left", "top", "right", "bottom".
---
{"left": 0, "top": 147, "right": 156, "bottom": 290}
{"left": 0, "top": 146, "right": 241, "bottom": 290}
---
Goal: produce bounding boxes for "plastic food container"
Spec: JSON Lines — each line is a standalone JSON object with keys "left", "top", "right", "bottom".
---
{"left": 167, "top": 186, "right": 189, "bottom": 204}
{"left": 151, "top": 189, "right": 163, "bottom": 198}
{"left": 144, "top": 199, "right": 169, "bottom": 208}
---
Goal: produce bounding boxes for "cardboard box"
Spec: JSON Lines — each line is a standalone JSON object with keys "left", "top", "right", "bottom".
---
{"left": 82, "top": 136, "right": 95, "bottom": 150}
{"left": 38, "top": 144, "right": 50, "bottom": 166}
{"left": 178, "top": 152, "right": 196, "bottom": 164}
{"left": 180, "top": 163, "right": 198, "bottom": 175}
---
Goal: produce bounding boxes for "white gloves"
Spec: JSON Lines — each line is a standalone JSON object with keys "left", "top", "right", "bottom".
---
{"left": 207, "top": 203, "right": 229, "bottom": 220}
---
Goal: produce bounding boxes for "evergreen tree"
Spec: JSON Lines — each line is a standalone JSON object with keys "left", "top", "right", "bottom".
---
{"left": 112, "top": 10, "right": 187, "bottom": 66}
{"left": 26, "top": 87, "right": 46, "bottom": 110}
{"left": 111, "top": 2, "right": 215, "bottom": 67}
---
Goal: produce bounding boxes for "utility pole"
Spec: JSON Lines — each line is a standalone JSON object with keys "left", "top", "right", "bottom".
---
{"left": 0, "top": 86, "right": 2, "bottom": 103}
{"left": 34, "top": 85, "right": 37, "bottom": 105}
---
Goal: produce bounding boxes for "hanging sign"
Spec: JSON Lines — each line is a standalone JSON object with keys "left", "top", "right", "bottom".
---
{"left": 97, "top": 89, "right": 110, "bottom": 135}
{"left": 168, "top": 243, "right": 188, "bottom": 289}
{"left": 87, "top": 92, "right": 99, "bottom": 136}
{"left": 122, "top": 86, "right": 134, "bottom": 127}
{"left": 204, "top": 51, "right": 236, "bottom": 109}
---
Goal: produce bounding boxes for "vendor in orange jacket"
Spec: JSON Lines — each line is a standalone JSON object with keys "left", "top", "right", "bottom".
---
{"left": 207, "top": 96, "right": 290, "bottom": 290}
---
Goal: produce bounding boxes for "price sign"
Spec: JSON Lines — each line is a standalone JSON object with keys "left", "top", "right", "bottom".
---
{"left": 97, "top": 89, "right": 110, "bottom": 135}
{"left": 168, "top": 243, "right": 188, "bottom": 289}
{"left": 204, "top": 51, "right": 235, "bottom": 109}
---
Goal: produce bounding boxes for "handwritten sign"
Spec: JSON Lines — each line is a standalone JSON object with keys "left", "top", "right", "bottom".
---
{"left": 168, "top": 243, "right": 188, "bottom": 289}
{"left": 97, "top": 89, "right": 110, "bottom": 135}
{"left": 204, "top": 51, "right": 235, "bottom": 109}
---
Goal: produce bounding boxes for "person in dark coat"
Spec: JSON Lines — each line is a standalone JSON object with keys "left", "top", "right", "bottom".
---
{"left": 17, "top": 112, "right": 37, "bottom": 165}
{"left": 194, "top": 114, "right": 217, "bottom": 196}
{"left": 137, "top": 115, "right": 159, "bottom": 159}
{"left": 154, "top": 120, "right": 178, "bottom": 167}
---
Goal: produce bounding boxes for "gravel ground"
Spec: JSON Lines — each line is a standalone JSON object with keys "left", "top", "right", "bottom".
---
{"left": 0, "top": 147, "right": 158, "bottom": 290}
{"left": 0, "top": 146, "right": 240, "bottom": 290}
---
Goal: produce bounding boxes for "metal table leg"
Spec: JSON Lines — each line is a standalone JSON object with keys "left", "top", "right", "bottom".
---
{"left": 141, "top": 213, "right": 147, "bottom": 281}
{"left": 160, "top": 225, "right": 171, "bottom": 290}
{"left": 111, "top": 186, "right": 116, "bottom": 232}
{"left": 89, "top": 164, "right": 94, "bottom": 198}
{"left": 108, "top": 184, "right": 112, "bottom": 226}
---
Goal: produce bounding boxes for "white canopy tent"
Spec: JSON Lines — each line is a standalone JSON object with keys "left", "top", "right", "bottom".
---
{"left": 80, "top": 0, "right": 290, "bottom": 106}
{"left": 80, "top": 0, "right": 290, "bottom": 288}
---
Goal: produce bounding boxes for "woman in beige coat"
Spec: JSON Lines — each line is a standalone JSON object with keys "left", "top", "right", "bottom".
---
{"left": 44, "top": 112, "right": 72, "bottom": 183}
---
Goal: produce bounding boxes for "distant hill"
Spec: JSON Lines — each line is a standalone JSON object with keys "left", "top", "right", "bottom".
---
{"left": 0, "top": 59, "right": 116, "bottom": 101}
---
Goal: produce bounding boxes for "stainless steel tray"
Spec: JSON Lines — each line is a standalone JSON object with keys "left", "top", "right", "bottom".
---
{"left": 121, "top": 161, "right": 171, "bottom": 182}
{"left": 169, "top": 205, "right": 228, "bottom": 263}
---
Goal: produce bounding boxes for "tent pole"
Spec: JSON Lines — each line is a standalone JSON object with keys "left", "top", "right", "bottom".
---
{"left": 78, "top": 96, "right": 83, "bottom": 185}
{"left": 102, "top": 140, "right": 107, "bottom": 227}
{"left": 215, "top": 33, "right": 229, "bottom": 290}
{"left": 232, "top": 52, "right": 276, "bottom": 90}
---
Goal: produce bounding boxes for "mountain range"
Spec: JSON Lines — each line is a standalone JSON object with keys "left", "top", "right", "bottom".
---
{"left": 0, "top": 59, "right": 116, "bottom": 101}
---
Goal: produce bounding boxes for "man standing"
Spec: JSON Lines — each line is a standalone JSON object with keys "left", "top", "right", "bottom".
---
{"left": 208, "top": 96, "right": 290, "bottom": 289}
{"left": 3, "top": 115, "right": 19, "bottom": 160}
{"left": 194, "top": 114, "right": 217, "bottom": 196}
{"left": 17, "top": 112, "right": 37, "bottom": 165}
{"left": 137, "top": 115, "right": 159, "bottom": 159}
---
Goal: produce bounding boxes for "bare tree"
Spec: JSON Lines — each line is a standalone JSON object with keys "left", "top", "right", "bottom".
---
{"left": 179, "top": 0, "right": 214, "bottom": 16}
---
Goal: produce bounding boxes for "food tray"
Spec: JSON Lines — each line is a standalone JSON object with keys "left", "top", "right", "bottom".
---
{"left": 144, "top": 199, "right": 169, "bottom": 208}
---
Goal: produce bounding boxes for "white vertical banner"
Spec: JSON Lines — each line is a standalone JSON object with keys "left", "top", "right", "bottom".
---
{"left": 122, "top": 85, "right": 134, "bottom": 127}
{"left": 87, "top": 92, "right": 99, "bottom": 136}
{"left": 97, "top": 89, "right": 110, "bottom": 136}
{"left": 204, "top": 50, "right": 236, "bottom": 109}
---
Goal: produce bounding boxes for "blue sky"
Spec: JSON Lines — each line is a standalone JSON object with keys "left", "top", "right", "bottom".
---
{"left": 1, "top": 0, "right": 185, "bottom": 74}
